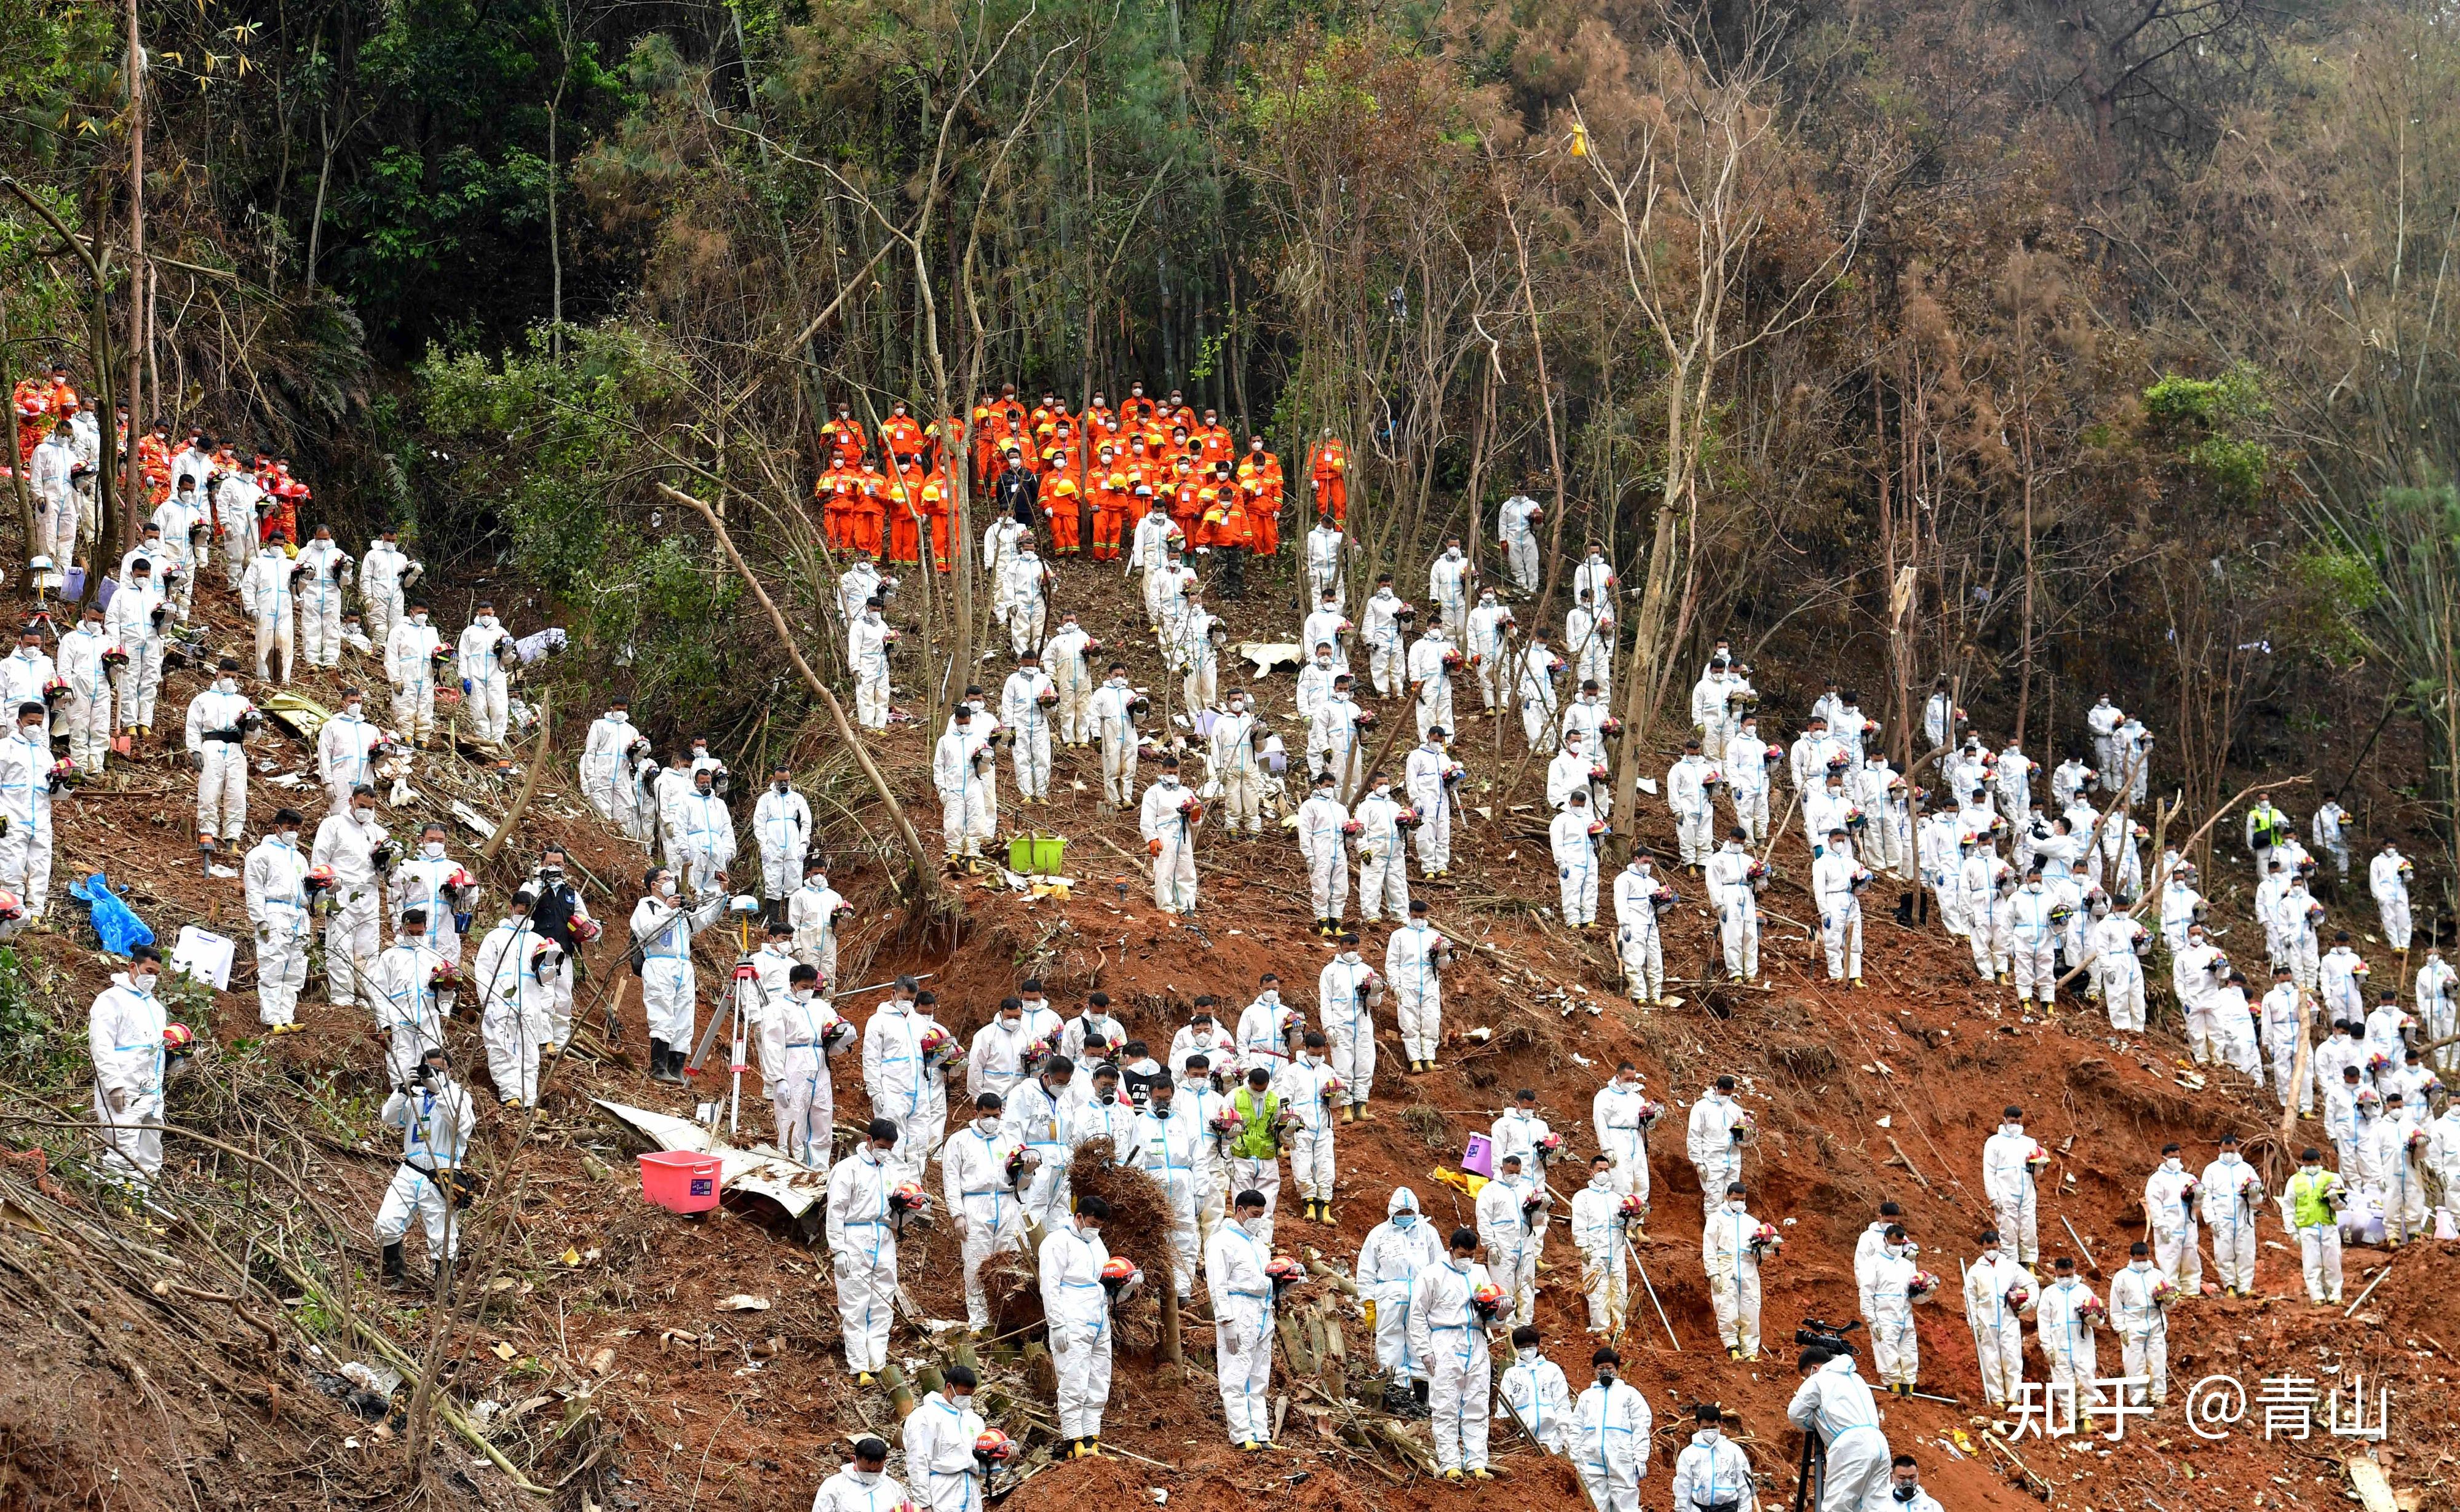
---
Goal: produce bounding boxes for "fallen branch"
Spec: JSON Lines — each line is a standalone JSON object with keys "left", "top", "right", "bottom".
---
{"left": 479, "top": 692, "right": 550, "bottom": 864}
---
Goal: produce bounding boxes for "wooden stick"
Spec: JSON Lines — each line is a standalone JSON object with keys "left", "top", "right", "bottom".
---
{"left": 479, "top": 691, "right": 549, "bottom": 863}
{"left": 2343, "top": 1264, "right": 2393, "bottom": 1318}
{"left": 2060, "top": 1215, "right": 2100, "bottom": 1275}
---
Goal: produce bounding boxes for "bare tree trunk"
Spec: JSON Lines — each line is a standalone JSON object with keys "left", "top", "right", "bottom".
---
{"left": 122, "top": 0, "right": 146, "bottom": 538}
{"left": 1504, "top": 191, "right": 1571, "bottom": 625}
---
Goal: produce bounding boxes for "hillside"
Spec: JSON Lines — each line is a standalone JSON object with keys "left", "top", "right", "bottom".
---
{"left": 0, "top": 543, "right": 2450, "bottom": 1512}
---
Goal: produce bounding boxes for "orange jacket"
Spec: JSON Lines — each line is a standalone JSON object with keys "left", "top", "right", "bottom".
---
{"left": 822, "top": 416, "right": 867, "bottom": 464}
{"left": 881, "top": 415, "right": 926, "bottom": 462}
{"left": 1311, "top": 439, "right": 1347, "bottom": 481}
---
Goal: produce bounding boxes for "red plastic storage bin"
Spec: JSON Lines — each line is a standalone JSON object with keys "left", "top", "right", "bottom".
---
{"left": 638, "top": 1150, "right": 723, "bottom": 1214}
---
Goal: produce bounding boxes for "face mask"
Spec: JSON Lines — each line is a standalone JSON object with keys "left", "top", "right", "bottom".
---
{"left": 1726, "top": 1200, "right": 1745, "bottom": 1213}
{"left": 280, "top": 829, "right": 300, "bottom": 845}
{"left": 423, "top": 841, "right": 445, "bottom": 860}
{"left": 132, "top": 972, "right": 159, "bottom": 994}
{"left": 1393, "top": 1212, "right": 1416, "bottom": 1229}
{"left": 661, "top": 879, "right": 679, "bottom": 897}
{"left": 479, "top": 615, "right": 497, "bottom": 628}
{"left": 1887, "top": 1243, "right": 1910, "bottom": 1257}
{"left": 1892, "top": 1486, "right": 1918, "bottom": 1505}
{"left": 790, "top": 989, "right": 814, "bottom": 1005}
{"left": 1590, "top": 1173, "right": 1611, "bottom": 1190}
{"left": 216, "top": 677, "right": 236, "bottom": 693}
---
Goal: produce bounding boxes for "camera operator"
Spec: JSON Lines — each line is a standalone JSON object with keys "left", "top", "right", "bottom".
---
{"left": 375, "top": 1047, "right": 476, "bottom": 1288}
{"left": 1787, "top": 1342, "right": 1891, "bottom": 1512}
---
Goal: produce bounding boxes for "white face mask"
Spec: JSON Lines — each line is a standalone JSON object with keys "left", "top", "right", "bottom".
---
{"left": 132, "top": 972, "right": 159, "bottom": 994}
{"left": 423, "top": 841, "right": 446, "bottom": 859}
{"left": 660, "top": 879, "right": 679, "bottom": 897}
{"left": 215, "top": 676, "right": 237, "bottom": 693}
{"left": 478, "top": 614, "right": 497, "bottom": 628}
{"left": 1726, "top": 1199, "right": 1745, "bottom": 1213}
{"left": 280, "top": 829, "right": 300, "bottom": 845}
{"left": 354, "top": 807, "right": 376, "bottom": 823}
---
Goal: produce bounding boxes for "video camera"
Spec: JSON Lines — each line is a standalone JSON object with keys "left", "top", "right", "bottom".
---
{"left": 1793, "top": 1317, "right": 1862, "bottom": 1357}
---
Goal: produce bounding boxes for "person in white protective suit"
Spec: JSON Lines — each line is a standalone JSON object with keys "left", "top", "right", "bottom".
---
{"left": 1686, "top": 1074, "right": 1748, "bottom": 1197}
{"left": 1130, "top": 1077, "right": 1202, "bottom": 1297}
{"left": 761, "top": 963, "right": 852, "bottom": 1171}
{"left": 1702, "top": 826, "right": 1763, "bottom": 983}
{"left": 1854, "top": 1200, "right": 1904, "bottom": 1323}
{"left": 1663, "top": 737, "right": 1715, "bottom": 867}
{"left": 1309, "top": 671, "right": 1366, "bottom": 793}
{"left": 1867, "top": 1223, "right": 1925, "bottom": 1394}
{"left": 1611, "top": 853, "right": 1672, "bottom": 1006}
{"left": 1811, "top": 828, "right": 1867, "bottom": 986}
{"left": 1982, "top": 1105, "right": 2042, "bottom": 1264}
{"left": 312, "top": 785, "right": 391, "bottom": 1011}
{"left": 384, "top": 603, "right": 442, "bottom": 747}
{"left": 902, "top": 1364, "right": 989, "bottom": 1511}
{"left": 1277, "top": 1031, "right": 1341, "bottom": 1225}
{"left": 453, "top": 600, "right": 514, "bottom": 742}
{"left": 1499, "top": 1325, "right": 1573, "bottom": 1455}
{"left": 628, "top": 865, "right": 726, "bottom": 1084}
{"left": 1387, "top": 898, "right": 1450, "bottom": 1071}
{"left": 2092, "top": 898, "right": 2149, "bottom": 1033}
{"left": 240, "top": 532, "right": 297, "bottom": 683}
{"left": 358, "top": 526, "right": 413, "bottom": 646}
{"left": 2371, "top": 840, "right": 2413, "bottom": 951}
{"left": 810, "top": 1439, "right": 908, "bottom": 1512}
{"left": 314, "top": 687, "right": 384, "bottom": 815}
{"left": 2107, "top": 1240, "right": 2171, "bottom": 1407}
{"left": 1139, "top": 757, "right": 1204, "bottom": 913}
{"left": 863, "top": 980, "right": 939, "bottom": 1188}
{"left": 661, "top": 759, "right": 737, "bottom": 895}
{"left": 1043, "top": 611, "right": 1096, "bottom": 746}
{"left": 1087, "top": 664, "right": 1141, "bottom": 810}
{"left": 1403, "top": 727, "right": 1458, "bottom": 875}
{"left": 1407, "top": 623, "right": 1457, "bottom": 740}
{"left": 2367, "top": 1092, "right": 2429, "bottom": 1246}
{"left": 1569, "top": 1154, "right": 1630, "bottom": 1333}
{"left": 105, "top": 558, "right": 169, "bottom": 749}
{"left": 89, "top": 946, "right": 169, "bottom": 1186}
{"left": 827, "top": 1120, "right": 906, "bottom": 1382}
{"left": 185, "top": 656, "right": 256, "bottom": 877}
{"left": 1465, "top": 588, "right": 1515, "bottom": 710}
{"left": 0, "top": 626, "right": 53, "bottom": 745}
{"left": 750, "top": 766, "right": 812, "bottom": 910}
{"left": 1426, "top": 536, "right": 1472, "bottom": 641}
{"left": 1474, "top": 1150, "right": 1536, "bottom": 1326}
{"left": 1352, "top": 771, "right": 1410, "bottom": 924}
{"left": 243, "top": 807, "right": 314, "bottom": 1030}
{"left": 1593, "top": 1062, "right": 1656, "bottom": 1205}
{"left": 1498, "top": 494, "right": 1542, "bottom": 591}
{"left": 1786, "top": 1348, "right": 1892, "bottom": 1512}
{"left": 472, "top": 903, "right": 558, "bottom": 1108}
{"left": 1358, "top": 1187, "right": 1443, "bottom": 1414}
{"left": 943, "top": 1091, "right": 1031, "bottom": 1331}
{"left": 1703, "top": 1182, "right": 1769, "bottom": 1360}
{"left": 370, "top": 908, "right": 451, "bottom": 1085}
{"left": 1518, "top": 635, "right": 1561, "bottom": 750}
{"left": 1296, "top": 771, "right": 1352, "bottom": 933}
{"left": 1668, "top": 1403, "right": 1752, "bottom": 1512}
{"left": 1206, "top": 1189, "right": 1281, "bottom": 1448}
{"left": 1551, "top": 788, "right": 1601, "bottom": 928}
{"left": 1408, "top": 1225, "right": 1498, "bottom": 1481}
{"left": 1317, "top": 934, "right": 1381, "bottom": 1127}
{"left": 2143, "top": 1141, "right": 2203, "bottom": 1292}
{"left": 1204, "top": 687, "right": 1268, "bottom": 838}
{"left": 293, "top": 523, "right": 352, "bottom": 668}
{"left": 1001, "top": 542, "right": 1050, "bottom": 657}
{"left": 848, "top": 597, "right": 895, "bottom": 730}
{"left": 2284, "top": 1147, "right": 2349, "bottom": 1304}
{"left": 55, "top": 601, "right": 114, "bottom": 776}
{"left": 787, "top": 861, "right": 850, "bottom": 984}
{"left": 999, "top": 651, "right": 1058, "bottom": 804}
{"left": 375, "top": 1047, "right": 477, "bottom": 1287}
{"left": 2202, "top": 1132, "right": 2264, "bottom": 1289}
{"left": 2035, "top": 1257, "right": 2103, "bottom": 1430}
{"left": 1570, "top": 1347, "right": 1652, "bottom": 1511}
{"left": 1039, "top": 1193, "right": 1131, "bottom": 1458}
{"left": 1964, "top": 1229, "right": 2034, "bottom": 1409}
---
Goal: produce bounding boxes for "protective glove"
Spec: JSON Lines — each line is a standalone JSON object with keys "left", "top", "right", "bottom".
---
{"left": 106, "top": 1087, "right": 131, "bottom": 1115}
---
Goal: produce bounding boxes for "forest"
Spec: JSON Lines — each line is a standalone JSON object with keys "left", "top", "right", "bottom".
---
{"left": 4, "top": 0, "right": 2458, "bottom": 891}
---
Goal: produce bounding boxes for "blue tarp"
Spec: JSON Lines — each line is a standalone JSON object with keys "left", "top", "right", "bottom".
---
{"left": 69, "top": 873, "right": 155, "bottom": 956}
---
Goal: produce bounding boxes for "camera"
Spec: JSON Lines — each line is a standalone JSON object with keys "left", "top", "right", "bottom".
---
{"left": 1794, "top": 1316, "right": 1862, "bottom": 1356}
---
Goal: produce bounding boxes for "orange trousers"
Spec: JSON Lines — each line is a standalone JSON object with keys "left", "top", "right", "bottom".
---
{"left": 1092, "top": 509, "right": 1127, "bottom": 561}
{"left": 1314, "top": 477, "right": 1346, "bottom": 524}
{"left": 887, "top": 509, "right": 922, "bottom": 564}
{"left": 1252, "top": 504, "right": 1281, "bottom": 556}
{"left": 923, "top": 510, "right": 952, "bottom": 569}
{"left": 823, "top": 503, "right": 852, "bottom": 549}
{"left": 849, "top": 506, "right": 884, "bottom": 555}
{"left": 1049, "top": 503, "right": 1082, "bottom": 555}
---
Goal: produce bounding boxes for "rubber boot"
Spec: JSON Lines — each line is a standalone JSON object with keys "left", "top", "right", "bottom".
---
{"left": 649, "top": 1037, "right": 681, "bottom": 1083}
{"left": 1411, "top": 1377, "right": 1432, "bottom": 1418}
{"left": 381, "top": 1241, "right": 406, "bottom": 1288}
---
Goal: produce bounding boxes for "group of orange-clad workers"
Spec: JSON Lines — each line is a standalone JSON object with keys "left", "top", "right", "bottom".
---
{"left": 12, "top": 358, "right": 312, "bottom": 546}
{"left": 811, "top": 379, "right": 1351, "bottom": 569}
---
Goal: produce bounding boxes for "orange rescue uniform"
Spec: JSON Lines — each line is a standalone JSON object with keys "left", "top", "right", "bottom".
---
{"left": 1043, "top": 470, "right": 1084, "bottom": 555}
{"left": 1310, "top": 438, "right": 1349, "bottom": 524}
